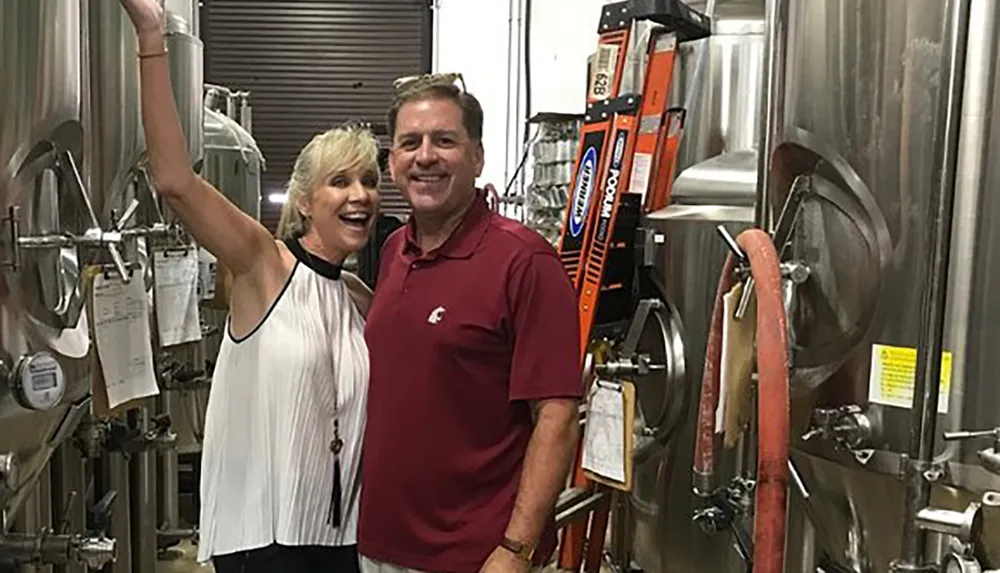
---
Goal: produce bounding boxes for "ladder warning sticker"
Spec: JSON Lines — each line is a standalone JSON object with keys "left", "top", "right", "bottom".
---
{"left": 589, "top": 43, "right": 620, "bottom": 101}
{"left": 628, "top": 152, "right": 653, "bottom": 198}
{"left": 868, "top": 343, "right": 952, "bottom": 414}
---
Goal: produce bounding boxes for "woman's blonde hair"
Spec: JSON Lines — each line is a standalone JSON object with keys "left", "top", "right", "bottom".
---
{"left": 276, "top": 123, "right": 381, "bottom": 239}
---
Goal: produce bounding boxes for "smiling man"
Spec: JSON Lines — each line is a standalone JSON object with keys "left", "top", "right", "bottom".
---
{"left": 358, "top": 76, "right": 582, "bottom": 573}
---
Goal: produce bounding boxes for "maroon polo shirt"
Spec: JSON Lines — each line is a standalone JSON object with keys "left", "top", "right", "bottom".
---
{"left": 358, "top": 193, "right": 582, "bottom": 573}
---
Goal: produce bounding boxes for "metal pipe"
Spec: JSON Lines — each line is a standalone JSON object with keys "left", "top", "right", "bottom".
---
{"left": 753, "top": 0, "right": 790, "bottom": 232}
{"left": 938, "top": 0, "right": 1000, "bottom": 466}
{"left": 129, "top": 408, "right": 157, "bottom": 573}
{"left": 893, "top": 0, "right": 972, "bottom": 570}
{"left": 914, "top": 505, "right": 982, "bottom": 543}
{"left": 158, "top": 394, "right": 181, "bottom": 531}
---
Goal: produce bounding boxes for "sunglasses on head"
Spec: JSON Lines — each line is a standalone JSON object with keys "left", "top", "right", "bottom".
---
{"left": 392, "top": 73, "right": 467, "bottom": 95}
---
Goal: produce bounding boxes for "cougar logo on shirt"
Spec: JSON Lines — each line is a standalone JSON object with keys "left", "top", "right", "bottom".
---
{"left": 427, "top": 306, "right": 446, "bottom": 325}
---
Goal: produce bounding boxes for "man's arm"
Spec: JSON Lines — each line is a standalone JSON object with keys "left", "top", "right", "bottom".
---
{"left": 503, "top": 398, "right": 579, "bottom": 548}
{"left": 502, "top": 249, "right": 583, "bottom": 556}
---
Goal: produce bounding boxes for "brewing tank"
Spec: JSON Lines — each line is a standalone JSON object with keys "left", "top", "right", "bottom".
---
{"left": 202, "top": 106, "right": 264, "bottom": 220}
{"left": 87, "top": 0, "right": 148, "bottom": 231}
{"left": 0, "top": 0, "right": 93, "bottom": 521}
{"left": 165, "top": 7, "right": 205, "bottom": 175}
{"left": 630, "top": 2, "right": 765, "bottom": 572}
{"left": 764, "top": 0, "right": 1000, "bottom": 569}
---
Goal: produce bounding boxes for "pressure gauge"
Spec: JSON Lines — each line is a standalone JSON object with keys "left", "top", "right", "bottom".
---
{"left": 10, "top": 351, "right": 65, "bottom": 411}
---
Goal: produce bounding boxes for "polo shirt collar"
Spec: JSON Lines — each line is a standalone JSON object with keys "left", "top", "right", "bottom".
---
{"left": 404, "top": 190, "right": 491, "bottom": 260}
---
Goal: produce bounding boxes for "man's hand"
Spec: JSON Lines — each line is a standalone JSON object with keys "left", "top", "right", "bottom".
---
{"left": 479, "top": 545, "right": 530, "bottom": 573}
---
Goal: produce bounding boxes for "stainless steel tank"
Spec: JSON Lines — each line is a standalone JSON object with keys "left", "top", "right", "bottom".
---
{"left": 202, "top": 103, "right": 264, "bottom": 221}
{"left": 0, "top": 0, "right": 95, "bottom": 524}
{"left": 169, "top": 95, "right": 265, "bottom": 457}
{"left": 165, "top": 6, "right": 205, "bottom": 174}
{"left": 87, "top": 0, "right": 147, "bottom": 227}
{"left": 760, "top": 0, "right": 1000, "bottom": 570}
{"left": 631, "top": 2, "right": 766, "bottom": 571}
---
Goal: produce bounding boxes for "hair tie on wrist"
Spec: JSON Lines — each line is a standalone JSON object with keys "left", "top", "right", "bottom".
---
{"left": 138, "top": 48, "right": 168, "bottom": 59}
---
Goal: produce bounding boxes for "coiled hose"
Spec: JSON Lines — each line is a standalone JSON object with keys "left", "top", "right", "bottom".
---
{"left": 693, "top": 228, "right": 790, "bottom": 573}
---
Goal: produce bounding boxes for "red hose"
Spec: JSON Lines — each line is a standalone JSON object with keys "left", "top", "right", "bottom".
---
{"left": 693, "top": 255, "right": 736, "bottom": 489}
{"left": 693, "top": 228, "right": 790, "bottom": 573}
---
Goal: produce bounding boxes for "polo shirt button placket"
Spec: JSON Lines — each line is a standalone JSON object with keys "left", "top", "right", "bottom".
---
{"left": 402, "top": 261, "right": 420, "bottom": 293}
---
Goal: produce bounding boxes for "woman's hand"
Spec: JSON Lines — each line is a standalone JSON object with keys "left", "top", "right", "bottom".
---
{"left": 118, "top": 0, "right": 165, "bottom": 35}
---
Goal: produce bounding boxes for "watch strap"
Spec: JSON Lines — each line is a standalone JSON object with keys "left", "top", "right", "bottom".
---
{"left": 499, "top": 536, "right": 533, "bottom": 562}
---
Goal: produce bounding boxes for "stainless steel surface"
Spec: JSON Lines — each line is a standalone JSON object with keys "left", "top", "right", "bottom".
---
{"left": 940, "top": 0, "right": 1000, "bottom": 478}
{"left": 668, "top": 1, "right": 764, "bottom": 207}
{"left": 914, "top": 504, "right": 982, "bottom": 543}
{"left": 202, "top": 106, "right": 264, "bottom": 220}
{"left": 0, "top": 6, "right": 96, "bottom": 542}
{"left": 0, "top": 0, "right": 91, "bottom": 388}
{"left": 106, "top": 454, "right": 131, "bottom": 573}
{"left": 165, "top": 4, "right": 205, "bottom": 177}
{"left": 753, "top": 0, "right": 788, "bottom": 231}
{"left": 86, "top": 0, "right": 145, "bottom": 227}
{"left": 130, "top": 408, "right": 157, "bottom": 573}
{"left": 896, "top": 0, "right": 972, "bottom": 567}
{"left": 629, "top": 5, "right": 764, "bottom": 571}
{"left": 634, "top": 198, "right": 755, "bottom": 573}
{"left": 50, "top": 444, "right": 87, "bottom": 573}
{"left": 744, "top": 0, "right": 1000, "bottom": 569}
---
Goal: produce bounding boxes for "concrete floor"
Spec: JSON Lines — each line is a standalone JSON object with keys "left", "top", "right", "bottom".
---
{"left": 154, "top": 542, "right": 214, "bottom": 573}
{"left": 149, "top": 543, "right": 610, "bottom": 573}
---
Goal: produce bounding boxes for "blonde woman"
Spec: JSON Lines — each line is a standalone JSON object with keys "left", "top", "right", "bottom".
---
{"left": 120, "top": 1, "right": 375, "bottom": 571}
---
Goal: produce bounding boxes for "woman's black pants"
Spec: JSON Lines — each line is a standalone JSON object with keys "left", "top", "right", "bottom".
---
{"left": 212, "top": 543, "right": 360, "bottom": 573}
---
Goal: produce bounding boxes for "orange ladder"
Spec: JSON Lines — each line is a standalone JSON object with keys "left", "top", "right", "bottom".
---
{"left": 553, "top": 2, "right": 711, "bottom": 571}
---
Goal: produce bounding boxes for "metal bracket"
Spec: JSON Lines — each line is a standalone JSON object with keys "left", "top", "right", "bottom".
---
{"left": 692, "top": 477, "right": 756, "bottom": 572}
{"left": 801, "top": 404, "right": 875, "bottom": 451}
{"left": 2, "top": 152, "right": 186, "bottom": 281}
{"left": 717, "top": 173, "right": 814, "bottom": 321}
{"left": 592, "top": 298, "right": 669, "bottom": 378}
{"left": 943, "top": 427, "right": 1000, "bottom": 477}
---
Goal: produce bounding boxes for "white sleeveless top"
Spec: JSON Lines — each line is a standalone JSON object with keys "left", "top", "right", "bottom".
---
{"left": 197, "top": 242, "right": 368, "bottom": 563}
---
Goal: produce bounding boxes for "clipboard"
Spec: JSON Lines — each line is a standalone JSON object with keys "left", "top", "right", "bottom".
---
{"left": 83, "top": 263, "right": 156, "bottom": 420}
{"left": 581, "top": 378, "right": 636, "bottom": 492}
{"left": 83, "top": 265, "right": 135, "bottom": 419}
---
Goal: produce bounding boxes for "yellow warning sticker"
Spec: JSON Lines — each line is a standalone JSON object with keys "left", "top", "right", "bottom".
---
{"left": 868, "top": 344, "right": 952, "bottom": 414}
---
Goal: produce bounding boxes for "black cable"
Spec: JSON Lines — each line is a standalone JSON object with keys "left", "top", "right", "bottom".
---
{"left": 523, "top": 0, "right": 532, "bottom": 143}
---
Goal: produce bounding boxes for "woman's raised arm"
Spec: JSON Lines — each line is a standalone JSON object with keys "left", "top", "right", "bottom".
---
{"left": 121, "top": 0, "right": 279, "bottom": 279}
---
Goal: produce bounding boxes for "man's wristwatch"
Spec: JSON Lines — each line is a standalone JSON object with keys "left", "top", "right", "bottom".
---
{"left": 499, "top": 536, "right": 533, "bottom": 563}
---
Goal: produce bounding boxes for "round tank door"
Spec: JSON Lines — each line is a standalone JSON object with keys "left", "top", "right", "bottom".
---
{"left": 770, "top": 129, "right": 894, "bottom": 393}
{"left": 0, "top": 0, "right": 89, "bottom": 334}
{"left": 8, "top": 136, "right": 91, "bottom": 333}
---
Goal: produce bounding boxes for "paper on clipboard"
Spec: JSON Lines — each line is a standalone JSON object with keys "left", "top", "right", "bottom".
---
{"left": 581, "top": 380, "right": 628, "bottom": 484}
{"left": 153, "top": 246, "right": 202, "bottom": 347}
{"left": 92, "top": 270, "right": 159, "bottom": 411}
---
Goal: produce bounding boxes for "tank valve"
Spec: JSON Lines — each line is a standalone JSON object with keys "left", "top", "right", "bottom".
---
{"left": 692, "top": 477, "right": 755, "bottom": 534}
{"left": 0, "top": 487, "right": 117, "bottom": 573}
{"left": 0, "top": 453, "right": 17, "bottom": 493}
{"left": 943, "top": 427, "right": 1000, "bottom": 477}
{"left": 156, "top": 354, "right": 211, "bottom": 391}
{"left": 0, "top": 453, "right": 17, "bottom": 531}
{"left": 801, "top": 405, "right": 875, "bottom": 451}
{"left": 722, "top": 172, "right": 813, "bottom": 321}
{"left": 593, "top": 354, "right": 664, "bottom": 377}
{"left": 106, "top": 414, "right": 177, "bottom": 454}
